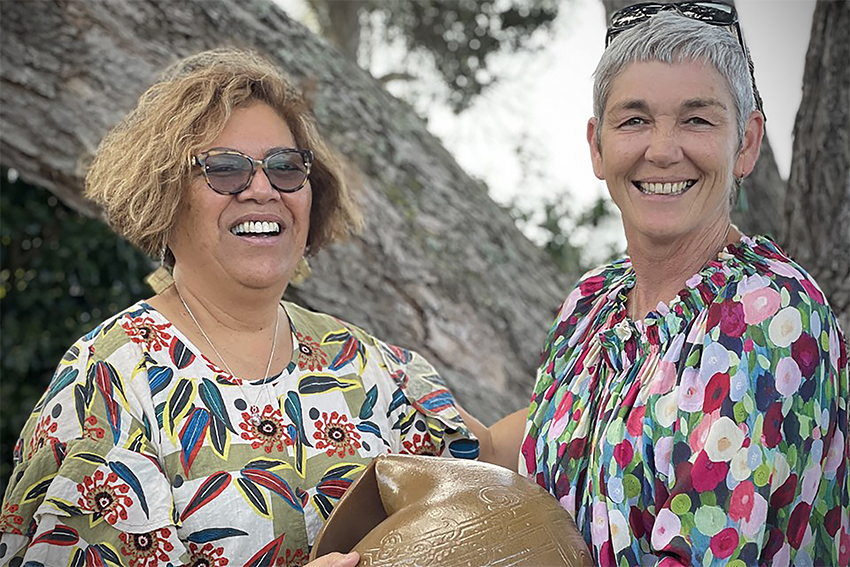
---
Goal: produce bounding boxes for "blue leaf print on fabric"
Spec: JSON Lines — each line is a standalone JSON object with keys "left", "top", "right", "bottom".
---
{"left": 109, "top": 460, "right": 149, "bottom": 518}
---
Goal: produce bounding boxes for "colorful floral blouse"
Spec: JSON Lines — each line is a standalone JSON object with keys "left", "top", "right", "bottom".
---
{"left": 1, "top": 300, "right": 478, "bottom": 566}
{"left": 520, "top": 235, "right": 849, "bottom": 566}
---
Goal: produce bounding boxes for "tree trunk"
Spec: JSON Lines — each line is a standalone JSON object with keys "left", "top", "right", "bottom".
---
{"left": 0, "top": 0, "right": 574, "bottom": 423}
{"left": 785, "top": 0, "right": 850, "bottom": 333}
{"left": 599, "top": 0, "right": 787, "bottom": 240}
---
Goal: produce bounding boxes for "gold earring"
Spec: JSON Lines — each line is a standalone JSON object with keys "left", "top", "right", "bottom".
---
{"left": 145, "top": 246, "right": 175, "bottom": 294}
{"left": 291, "top": 257, "right": 312, "bottom": 285}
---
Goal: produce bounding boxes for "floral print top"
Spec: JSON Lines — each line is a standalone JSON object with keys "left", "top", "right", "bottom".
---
{"left": 1, "top": 300, "right": 477, "bottom": 566}
{"left": 520, "top": 235, "right": 849, "bottom": 566}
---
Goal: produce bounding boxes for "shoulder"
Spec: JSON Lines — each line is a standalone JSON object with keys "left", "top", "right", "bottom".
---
{"left": 543, "top": 258, "right": 631, "bottom": 344}
{"left": 703, "top": 235, "right": 846, "bottom": 383}
{"left": 284, "top": 301, "right": 370, "bottom": 340}
{"left": 283, "top": 300, "right": 423, "bottom": 371}
{"left": 717, "top": 236, "right": 844, "bottom": 347}
{"left": 732, "top": 235, "right": 831, "bottom": 306}
{"left": 69, "top": 300, "right": 164, "bottom": 358}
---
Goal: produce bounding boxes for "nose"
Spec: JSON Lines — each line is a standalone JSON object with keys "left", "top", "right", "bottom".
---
{"left": 644, "top": 125, "right": 683, "bottom": 168}
{"left": 236, "top": 166, "right": 280, "bottom": 203}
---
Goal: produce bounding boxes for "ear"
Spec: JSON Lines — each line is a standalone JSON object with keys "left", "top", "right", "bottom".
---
{"left": 587, "top": 118, "right": 605, "bottom": 180}
{"left": 734, "top": 110, "right": 765, "bottom": 178}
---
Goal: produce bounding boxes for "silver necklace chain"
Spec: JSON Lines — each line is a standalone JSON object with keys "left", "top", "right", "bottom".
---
{"left": 174, "top": 284, "right": 279, "bottom": 426}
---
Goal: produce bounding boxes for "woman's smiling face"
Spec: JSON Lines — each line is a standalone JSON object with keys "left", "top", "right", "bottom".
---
{"left": 587, "top": 59, "right": 762, "bottom": 244}
{"left": 169, "top": 102, "right": 312, "bottom": 291}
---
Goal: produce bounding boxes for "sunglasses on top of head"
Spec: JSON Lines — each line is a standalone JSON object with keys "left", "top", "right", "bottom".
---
{"left": 605, "top": 1, "right": 765, "bottom": 121}
{"left": 191, "top": 147, "right": 313, "bottom": 195}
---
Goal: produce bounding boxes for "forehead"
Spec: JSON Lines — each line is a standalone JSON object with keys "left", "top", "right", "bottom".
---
{"left": 210, "top": 102, "right": 296, "bottom": 153}
{"left": 606, "top": 59, "right": 734, "bottom": 113}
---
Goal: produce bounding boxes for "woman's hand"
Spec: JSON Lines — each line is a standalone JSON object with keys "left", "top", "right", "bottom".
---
{"left": 305, "top": 552, "right": 359, "bottom": 567}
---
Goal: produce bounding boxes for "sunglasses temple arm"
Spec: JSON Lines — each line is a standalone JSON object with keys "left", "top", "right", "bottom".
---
{"left": 734, "top": 25, "right": 766, "bottom": 122}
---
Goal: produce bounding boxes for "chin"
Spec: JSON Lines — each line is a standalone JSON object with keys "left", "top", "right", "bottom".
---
{"left": 232, "top": 267, "right": 292, "bottom": 291}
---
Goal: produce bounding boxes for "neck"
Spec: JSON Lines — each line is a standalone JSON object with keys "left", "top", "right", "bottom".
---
{"left": 626, "top": 220, "right": 737, "bottom": 319}
{"left": 169, "top": 265, "right": 284, "bottom": 333}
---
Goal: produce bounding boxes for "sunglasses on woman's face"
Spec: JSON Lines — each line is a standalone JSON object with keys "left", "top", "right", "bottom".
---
{"left": 191, "top": 148, "right": 313, "bottom": 195}
{"left": 605, "top": 1, "right": 765, "bottom": 121}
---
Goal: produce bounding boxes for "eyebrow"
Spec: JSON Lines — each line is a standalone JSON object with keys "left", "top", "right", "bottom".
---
{"left": 682, "top": 98, "right": 728, "bottom": 111}
{"left": 610, "top": 99, "right": 651, "bottom": 114}
{"left": 609, "top": 98, "right": 729, "bottom": 115}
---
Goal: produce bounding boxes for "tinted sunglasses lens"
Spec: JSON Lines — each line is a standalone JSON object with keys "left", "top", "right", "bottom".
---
{"left": 266, "top": 152, "right": 308, "bottom": 191}
{"left": 204, "top": 154, "right": 251, "bottom": 193}
{"left": 610, "top": 3, "right": 663, "bottom": 29}
{"left": 677, "top": 2, "right": 736, "bottom": 24}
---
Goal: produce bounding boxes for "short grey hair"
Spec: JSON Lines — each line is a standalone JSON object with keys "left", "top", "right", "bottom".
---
{"left": 592, "top": 10, "right": 755, "bottom": 148}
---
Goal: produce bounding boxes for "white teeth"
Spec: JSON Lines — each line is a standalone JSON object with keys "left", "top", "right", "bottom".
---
{"left": 231, "top": 221, "right": 281, "bottom": 235}
{"left": 637, "top": 181, "right": 693, "bottom": 195}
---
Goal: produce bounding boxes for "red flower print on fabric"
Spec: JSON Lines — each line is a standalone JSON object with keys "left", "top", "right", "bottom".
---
{"left": 691, "top": 451, "right": 728, "bottom": 492}
{"left": 580, "top": 275, "right": 606, "bottom": 295}
{"left": 703, "top": 373, "right": 730, "bottom": 414}
{"left": 770, "top": 473, "right": 799, "bottom": 510}
{"left": 277, "top": 547, "right": 309, "bottom": 566}
{"left": 188, "top": 541, "right": 229, "bottom": 567}
{"left": 839, "top": 527, "right": 850, "bottom": 566}
{"left": 719, "top": 301, "right": 746, "bottom": 338}
{"left": 121, "top": 315, "right": 172, "bottom": 352}
{"left": 77, "top": 469, "right": 133, "bottom": 524}
{"left": 313, "top": 411, "right": 362, "bottom": 457}
{"left": 791, "top": 333, "right": 819, "bottom": 378}
{"left": 201, "top": 354, "right": 241, "bottom": 385}
{"left": 729, "top": 480, "right": 755, "bottom": 522}
{"left": 27, "top": 415, "right": 59, "bottom": 459}
{"left": 0, "top": 502, "right": 24, "bottom": 534}
{"left": 82, "top": 414, "right": 106, "bottom": 441}
{"left": 709, "top": 527, "right": 739, "bottom": 559}
{"left": 402, "top": 432, "right": 438, "bottom": 456}
{"left": 295, "top": 332, "right": 329, "bottom": 371}
{"left": 787, "top": 502, "right": 812, "bottom": 549}
{"left": 613, "top": 440, "right": 634, "bottom": 469}
{"left": 763, "top": 401, "right": 784, "bottom": 448}
{"left": 239, "top": 405, "right": 293, "bottom": 453}
{"left": 119, "top": 527, "right": 175, "bottom": 567}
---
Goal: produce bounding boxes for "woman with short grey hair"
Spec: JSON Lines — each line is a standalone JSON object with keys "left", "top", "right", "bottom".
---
{"left": 465, "top": 3, "right": 849, "bottom": 565}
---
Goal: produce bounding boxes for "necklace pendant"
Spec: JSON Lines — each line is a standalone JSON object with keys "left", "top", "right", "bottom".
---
{"left": 250, "top": 414, "right": 262, "bottom": 427}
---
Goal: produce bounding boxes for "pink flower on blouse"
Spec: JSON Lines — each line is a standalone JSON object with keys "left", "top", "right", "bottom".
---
{"left": 677, "top": 367, "right": 705, "bottom": 412}
{"left": 742, "top": 287, "right": 781, "bottom": 325}
{"left": 651, "top": 508, "right": 681, "bottom": 551}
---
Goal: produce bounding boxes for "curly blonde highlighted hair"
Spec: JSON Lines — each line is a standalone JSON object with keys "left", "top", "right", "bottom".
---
{"left": 85, "top": 48, "right": 360, "bottom": 261}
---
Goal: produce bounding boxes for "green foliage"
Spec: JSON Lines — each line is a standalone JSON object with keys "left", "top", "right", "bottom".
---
{"left": 371, "top": 0, "right": 559, "bottom": 112}
{"left": 513, "top": 194, "right": 620, "bottom": 275}
{"left": 312, "top": 0, "right": 560, "bottom": 113}
{"left": 0, "top": 168, "right": 152, "bottom": 493}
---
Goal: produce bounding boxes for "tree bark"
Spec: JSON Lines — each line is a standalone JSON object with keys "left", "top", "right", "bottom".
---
{"left": 0, "top": 0, "right": 573, "bottom": 423}
{"left": 599, "top": 0, "right": 787, "bottom": 240}
{"left": 785, "top": 0, "right": 850, "bottom": 333}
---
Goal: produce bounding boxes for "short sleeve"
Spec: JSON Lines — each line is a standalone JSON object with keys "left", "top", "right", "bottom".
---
{"left": 373, "top": 338, "right": 479, "bottom": 460}
{"left": 0, "top": 322, "right": 189, "bottom": 565}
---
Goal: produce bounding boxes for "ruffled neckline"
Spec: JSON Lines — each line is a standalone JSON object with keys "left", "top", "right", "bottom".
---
{"left": 597, "top": 234, "right": 782, "bottom": 369}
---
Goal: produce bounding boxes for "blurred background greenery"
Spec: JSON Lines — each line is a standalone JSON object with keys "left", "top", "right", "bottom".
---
{"left": 0, "top": 167, "right": 153, "bottom": 492}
